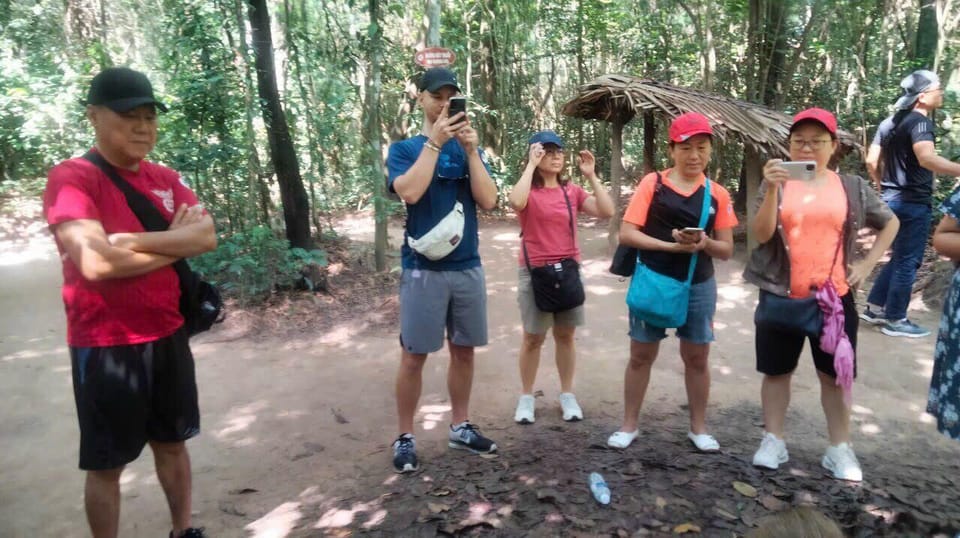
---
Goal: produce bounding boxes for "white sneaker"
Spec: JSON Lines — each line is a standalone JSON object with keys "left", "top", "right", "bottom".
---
{"left": 514, "top": 394, "right": 535, "bottom": 424}
{"left": 607, "top": 429, "right": 639, "bottom": 448}
{"left": 687, "top": 431, "right": 720, "bottom": 452}
{"left": 752, "top": 432, "right": 789, "bottom": 469}
{"left": 559, "top": 393, "right": 583, "bottom": 421}
{"left": 822, "top": 442, "right": 863, "bottom": 482}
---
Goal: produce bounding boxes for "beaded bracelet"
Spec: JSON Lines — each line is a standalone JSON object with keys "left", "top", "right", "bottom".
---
{"left": 424, "top": 140, "right": 441, "bottom": 153}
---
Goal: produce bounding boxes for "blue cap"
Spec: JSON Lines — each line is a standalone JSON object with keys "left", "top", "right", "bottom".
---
{"left": 528, "top": 130, "right": 564, "bottom": 148}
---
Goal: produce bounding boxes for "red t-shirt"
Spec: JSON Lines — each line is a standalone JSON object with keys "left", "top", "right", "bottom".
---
{"left": 517, "top": 183, "right": 589, "bottom": 267}
{"left": 43, "top": 152, "right": 201, "bottom": 347}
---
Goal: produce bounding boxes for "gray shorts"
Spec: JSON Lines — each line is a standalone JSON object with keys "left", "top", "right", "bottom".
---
{"left": 517, "top": 267, "right": 585, "bottom": 335}
{"left": 399, "top": 267, "right": 488, "bottom": 354}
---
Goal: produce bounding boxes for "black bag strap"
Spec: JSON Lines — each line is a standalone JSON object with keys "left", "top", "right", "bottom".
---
{"left": 80, "top": 150, "right": 195, "bottom": 285}
{"left": 521, "top": 183, "right": 576, "bottom": 270}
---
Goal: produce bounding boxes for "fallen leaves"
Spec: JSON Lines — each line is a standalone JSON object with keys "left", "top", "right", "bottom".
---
{"left": 673, "top": 522, "right": 702, "bottom": 533}
{"left": 733, "top": 481, "right": 758, "bottom": 498}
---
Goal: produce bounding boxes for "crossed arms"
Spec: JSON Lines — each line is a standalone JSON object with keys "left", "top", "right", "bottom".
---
{"left": 55, "top": 204, "right": 216, "bottom": 281}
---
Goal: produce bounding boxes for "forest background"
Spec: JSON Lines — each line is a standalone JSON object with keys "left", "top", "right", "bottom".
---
{"left": 2, "top": 0, "right": 959, "bottom": 298}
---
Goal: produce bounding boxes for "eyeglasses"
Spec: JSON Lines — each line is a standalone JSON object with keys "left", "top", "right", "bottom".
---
{"left": 544, "top": 148, "right": 564, "bottom": 156}
{"left": 789, "top": 139, "right": 832, "bottom": 150}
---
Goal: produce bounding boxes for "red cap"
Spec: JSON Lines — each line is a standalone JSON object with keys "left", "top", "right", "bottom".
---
{"left": 791, "top": 108, "right": 837, "bottom": 136}
{"left": 669, "top": 112, "right": 713, "bottom": 142}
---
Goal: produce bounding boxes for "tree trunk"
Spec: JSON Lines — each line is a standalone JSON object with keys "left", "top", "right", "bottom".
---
{"left": 479, "top": 0, "right": 501, "bottom": 156}
{"left": 915, "top": 0, "right": 938, "bottom": 67}
{"left": 365, "top": 0, "right": 389, "bottom": 271}
{"left": 608, "top": 120, "right": 626, "bottom": 252}
{"left": 247, "top": 0, "right": 312, "bottom": 249}
{"left": 425, "top": 0, "right": 440, "bottom": 45}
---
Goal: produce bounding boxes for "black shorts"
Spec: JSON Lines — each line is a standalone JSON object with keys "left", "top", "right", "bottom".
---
{"left": 755, "top": 291, "right": 859, "bottom": 378}
{"left": 70, "top": 328, "right": 200, "bottom": 471}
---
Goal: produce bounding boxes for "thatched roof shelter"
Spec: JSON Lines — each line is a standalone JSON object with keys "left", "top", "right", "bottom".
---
{"left": 561, "top": 74, "right": 860, "bottom": 156}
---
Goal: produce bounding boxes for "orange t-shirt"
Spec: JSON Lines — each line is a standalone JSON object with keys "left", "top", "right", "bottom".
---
{"left": 622, "top": 169, "right": 738, "bottom": 230}
{"left": 780, "top": 172, "right": 848, "bottom": 299}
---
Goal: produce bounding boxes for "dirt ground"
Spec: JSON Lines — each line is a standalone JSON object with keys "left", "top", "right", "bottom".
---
{"left": 2, "top": 205, "right": 959, "bottom": 538}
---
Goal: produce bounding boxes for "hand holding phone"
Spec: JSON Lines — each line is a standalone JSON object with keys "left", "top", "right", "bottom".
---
{"left": 448, "top": 97, "right": 467, "bottom": 127}
{"left": 781, "top": 160, "right": 817, "bottom": 181}
{"left": 676, "top": 227, "right": 704, "bottom": 244}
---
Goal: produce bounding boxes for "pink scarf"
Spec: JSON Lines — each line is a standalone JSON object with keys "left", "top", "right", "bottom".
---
{"left": 816, "top": 280, "right": 854, "bottom": 404}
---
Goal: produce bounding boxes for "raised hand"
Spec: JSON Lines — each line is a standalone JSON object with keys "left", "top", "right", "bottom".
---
{"left": 528, "top": 143, "right": 545, "bottom": 168}
{"left": 578, "top": 149, "right": 597, "bottom": 178}
{"left": 763, "top": 159, "right": 790, "bottom": 187}
{"left": 428, "top": 101, "right": 468, "bottom": 147}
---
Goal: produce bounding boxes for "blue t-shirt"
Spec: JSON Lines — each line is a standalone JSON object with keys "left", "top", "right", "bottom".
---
{"left": 386, "top": 135, "right": 490, "bottom": 270}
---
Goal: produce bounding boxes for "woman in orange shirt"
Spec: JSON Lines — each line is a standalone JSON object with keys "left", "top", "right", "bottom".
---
{"left": 607, "top": 113, "right": 738, "bottom": 452}
{"left": 744, "top": 108, "right": 899, "bottom": 482}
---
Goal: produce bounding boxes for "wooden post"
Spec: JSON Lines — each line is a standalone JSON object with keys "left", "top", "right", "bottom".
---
{"left": 643, "top": 111, "right": 655, "bottom": 174}
{"left": 608, "top": 119, "right": 626, "bottom": 252}
{"left": 744, "top": 145, "right": 762, "bottom": 252}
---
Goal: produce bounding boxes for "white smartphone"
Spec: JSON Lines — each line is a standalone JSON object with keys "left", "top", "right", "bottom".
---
{"left": 781, "top": 160, "right": 817, "bottom": 181}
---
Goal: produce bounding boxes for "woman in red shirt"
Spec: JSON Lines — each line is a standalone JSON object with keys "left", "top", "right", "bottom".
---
{"left": 508, "top": 130, "right": 614, "bottom": 425}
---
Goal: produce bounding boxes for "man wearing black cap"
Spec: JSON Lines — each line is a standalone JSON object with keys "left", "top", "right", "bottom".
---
{"left": 42, "top": 67, "right": 214, "bottom": 538}
{"left": 385, "top": 67, "right": 499, "bottom": 473}
{"left": 863, "top": 70, "right": 960, "bottom": 338}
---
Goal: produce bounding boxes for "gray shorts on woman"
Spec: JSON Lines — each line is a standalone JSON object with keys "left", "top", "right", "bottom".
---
{"left": 399, "top": 267, "right": 488, "bottom": 354}
{"left": 517, "top": 267, "right": 585, "bottom": 335}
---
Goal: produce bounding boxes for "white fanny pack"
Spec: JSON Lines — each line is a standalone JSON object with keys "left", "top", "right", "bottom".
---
{"left": 407, "top": 202, "right": 465, "bottom": 261}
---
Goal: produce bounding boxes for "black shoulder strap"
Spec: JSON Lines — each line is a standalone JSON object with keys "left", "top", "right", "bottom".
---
{"left": 521, "top": 182, "right": 577, "bottom": 269}
{"left": 81, "top": 150, "right": 170, "bottom": 233}
{"left": 80, "top": 151, "right": 196, "bottom": 292}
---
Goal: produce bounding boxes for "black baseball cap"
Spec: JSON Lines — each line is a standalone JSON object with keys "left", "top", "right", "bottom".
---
{"left": 417, "top": 67, "right": 460, "bottom": 93}
{"left": 83, "top": 67, "right": 168, "bottom": 113}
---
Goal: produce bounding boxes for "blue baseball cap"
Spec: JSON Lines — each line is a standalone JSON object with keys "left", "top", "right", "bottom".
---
{"left": 528, "top": 130, "right": 564, "bottom": 148}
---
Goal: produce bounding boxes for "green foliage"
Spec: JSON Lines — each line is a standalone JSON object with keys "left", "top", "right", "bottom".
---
{"left": 190, "top": 226, "right": 327, "bottom": 303}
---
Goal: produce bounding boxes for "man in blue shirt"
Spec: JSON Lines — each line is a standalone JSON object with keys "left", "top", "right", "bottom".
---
{"left": 863, "top": 70, "right": 960, "bottom": 338}
{"left": 385, "top": 67, "right": 498, "bottom": 473}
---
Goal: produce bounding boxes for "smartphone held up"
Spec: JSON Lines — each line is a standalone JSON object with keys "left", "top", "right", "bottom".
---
{"left": 448, "top": 97, "right": 467, "bottom": 127}
{"left": 781, "top": 160, "right": 817, "bottom": 181}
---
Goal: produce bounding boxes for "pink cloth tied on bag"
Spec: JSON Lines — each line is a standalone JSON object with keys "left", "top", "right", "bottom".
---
{"left": 816, "top": 279, "right": 854, "bottom": 404}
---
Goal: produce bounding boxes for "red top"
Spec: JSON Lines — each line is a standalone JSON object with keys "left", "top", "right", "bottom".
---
{"left": 43, "top": 152, "right": 200, "bottom": 347}
{"left": 517, "top": 183, "right": 589, "bottom": 267}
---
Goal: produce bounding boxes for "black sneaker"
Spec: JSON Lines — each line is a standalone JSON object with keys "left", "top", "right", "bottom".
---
{"left": 448, "top": 422, "right": 497, "bottom": 454}
{"left": 392, "top": 433, "right": 419, "bottom": 473}
{"left": 170, "top": 529, "right": 206, "bottom": 538}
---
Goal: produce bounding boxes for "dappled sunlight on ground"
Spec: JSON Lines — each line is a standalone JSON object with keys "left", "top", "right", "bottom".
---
{"left": 245, "top": 501, "right": 301, "bottom": 538}
{"left": 216, "top": 400, "right": 269, "bottom": 445}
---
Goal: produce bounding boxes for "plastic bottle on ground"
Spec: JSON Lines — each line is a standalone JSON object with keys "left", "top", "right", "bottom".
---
{"left": 589, "top": 472, "right": 610, "bottom": 505}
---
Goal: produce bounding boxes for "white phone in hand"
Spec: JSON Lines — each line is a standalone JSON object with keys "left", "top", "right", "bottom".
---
{"left": 781, "top": 160, "right": 817, "bottom": 181}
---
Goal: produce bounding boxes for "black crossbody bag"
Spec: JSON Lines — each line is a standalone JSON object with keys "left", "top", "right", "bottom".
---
{"left": 522, "top": 185, "right": 586, "bottom": 313}
{"left": 82, "top": 151, "right": 224, "bottom": 337}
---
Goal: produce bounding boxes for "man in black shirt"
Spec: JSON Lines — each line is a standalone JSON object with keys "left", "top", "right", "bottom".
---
{"left": 863, "top": 70, "right": 960, "bottom": 337}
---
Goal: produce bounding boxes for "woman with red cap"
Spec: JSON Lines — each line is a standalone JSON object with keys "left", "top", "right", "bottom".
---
{"left": 607, "top": 112, "right": 738, "bottom": 452}
{"left": 744, "top": 108, "right": 899, "bottom": 482}
{"left": 508, "top": 130, "right": 615, "bottom": 425}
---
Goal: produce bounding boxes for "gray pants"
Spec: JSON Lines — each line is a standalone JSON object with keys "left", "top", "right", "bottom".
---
{"left": 399, "top": 267, "right": 488, "bottom": 354}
